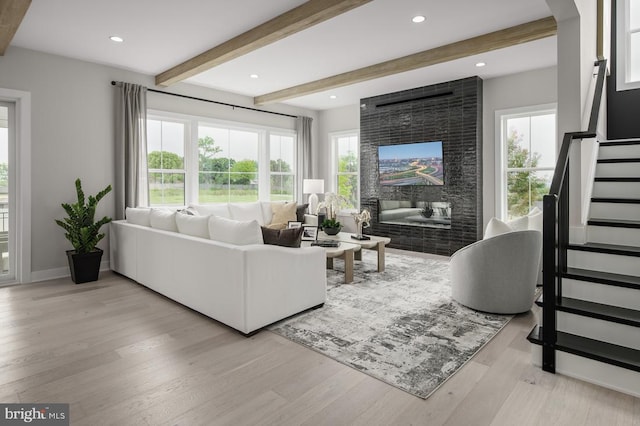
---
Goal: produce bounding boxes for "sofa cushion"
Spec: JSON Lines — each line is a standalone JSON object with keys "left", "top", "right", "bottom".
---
{"left": 208, "top": 215, "right": 264, "bottom": 245}
{"left": 189, "top": 204, "right": 230, "bottom": 218}
{"left": 176, "top": 213, "right": 210, "bottom": 239}
{"left": 149, "top": 208, "right": 178, "bottom": 232}
{"left": 125, "top": 207, "right": 151, "bottom": 227}
{"left": 261, "top": 226, "right": 303, "bottom": 248}
{"left": 229, "top": 201, "right": 265, "bottom": 225}
{"left": 484, "top": 217, "right": 513, "bottom": 239}
{"left": 270, "top": 202, "right": 297, "bottom": 229}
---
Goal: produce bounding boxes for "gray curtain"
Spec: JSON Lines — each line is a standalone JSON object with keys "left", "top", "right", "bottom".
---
{"left": 115, "top": 82, "right": 148, "bottom": 219}
{"left": 296, "top": 116, "right": 313, "bottom": 180}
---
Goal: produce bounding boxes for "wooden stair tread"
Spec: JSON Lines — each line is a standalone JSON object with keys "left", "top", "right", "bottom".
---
{"left": 599, "top": 139, "right": 640, "bottom": 146}
{"left": 587, "top": 218, "right": 640, "bottom": 229}
{"left": 597, "top": 158, "right": 640, "bottom": 163}
{"left": 594, "top": 177, "right": 640, "bottom": 182}
{"left": 536, "top": 295, "right": 640, "bottom": 327}
{"left": 567, "top": 242, "right": 640, "bottom": 257}
{"left": 563, "top": 267, "right": 640, "bottom": 289}
{"left": 591, "top": 198, "right": 640, "bottom": 204}
{"left": 527, "top": 325, "right": 640, "bottom": 372}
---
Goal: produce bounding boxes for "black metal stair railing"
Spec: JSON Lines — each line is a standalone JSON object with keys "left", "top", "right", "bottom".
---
{"left": 541, "top": 59, "right": 607, "bottom": 373}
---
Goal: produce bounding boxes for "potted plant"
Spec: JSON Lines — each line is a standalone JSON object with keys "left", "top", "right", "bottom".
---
{"left": 317, "top": 192, "right": 349, "bottom": 234}
{"left": 55, "top": 178, "right": 112, "bottom": 284}
{"left": 321, "top": 218, "right": 342, "bottom": 235}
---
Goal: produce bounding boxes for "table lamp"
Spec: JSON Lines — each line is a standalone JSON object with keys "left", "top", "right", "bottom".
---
{"left": 303, "top": 179, "right": 324, "bottom": 215}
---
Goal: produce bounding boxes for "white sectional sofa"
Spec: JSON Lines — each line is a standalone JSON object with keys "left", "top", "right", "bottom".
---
{"left": 109, "top": 201, "right": 326, "bottom": 335}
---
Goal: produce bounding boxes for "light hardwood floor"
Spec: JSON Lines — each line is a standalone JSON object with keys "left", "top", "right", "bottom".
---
{"left": 1, "top": 253, "right": 638, "bottom": 425}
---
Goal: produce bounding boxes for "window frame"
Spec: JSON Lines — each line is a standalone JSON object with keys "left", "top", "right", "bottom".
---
{"left": 147, "top": 110, "right": 297, "bottom": 206}
{"left": 268, "top": 131, "right": 297, "bottom": 202}
{"left": 330, "top": 130, "right": 360, "bottom": 210}
{"left": 146, "top": 113, "right": 190, "bottom": 207}
{"left": 495, "top": 103, "right": 557, "bottom": 220}
{"left": 617, "top": 0, "right": 640, "bottom": 91}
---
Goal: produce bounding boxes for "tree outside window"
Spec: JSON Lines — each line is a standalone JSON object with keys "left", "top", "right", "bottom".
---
{"left": 332, "top": 132, "right": 359, "bottom": 209}
{"left": 501, "top": 110, "right": 556, "bottom": 219}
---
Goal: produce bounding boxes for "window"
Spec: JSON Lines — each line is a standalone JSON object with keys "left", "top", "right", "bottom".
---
{"left": 147, "top": 112, "right": 297, "bottom": 206}
{"left": 269, "top": 133, "right": 296, "bottom": 201}
{"left": 147, "top": 118, "right": 187, "bottom": 206}
{"left": 331, "top": 131, "right": 359, "bottom": 209}
{"left": 496, "top": 105, "right": 557, "bottom": 220}
{"left": 198, "top": 125, "right": 259, "bottom": 203}
{"left": 617, "top": 0, "right": 640, "bottom": 90}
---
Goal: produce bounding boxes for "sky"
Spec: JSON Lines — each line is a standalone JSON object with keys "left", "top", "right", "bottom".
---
{"left": 0, "top": 130, "right": 8, "bottom": 165}
{"left": 378, "top": 141, "right": 443, "bottom": 161}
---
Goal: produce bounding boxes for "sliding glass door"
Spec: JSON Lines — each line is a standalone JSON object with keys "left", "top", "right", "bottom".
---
{"left": 0, "top": 102, "right": 13, "bottom": 282}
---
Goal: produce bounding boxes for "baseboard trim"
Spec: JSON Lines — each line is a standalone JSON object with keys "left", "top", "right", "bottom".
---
{"left": 31, "top": 260, "right": 111, "bottom": 283}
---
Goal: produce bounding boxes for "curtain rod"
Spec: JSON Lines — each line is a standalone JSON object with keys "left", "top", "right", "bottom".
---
{"left": 110, "top": 81, "right": 298, "bottom": 119}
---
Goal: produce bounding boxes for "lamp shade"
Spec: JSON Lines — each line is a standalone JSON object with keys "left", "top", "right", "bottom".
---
{"left": 303, "top": 179, "right": 324, "bottom": 194}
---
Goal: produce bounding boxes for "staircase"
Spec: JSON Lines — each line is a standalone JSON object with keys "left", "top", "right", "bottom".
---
{"left": 528, "top": 138, "right": 640, "bottom": 397}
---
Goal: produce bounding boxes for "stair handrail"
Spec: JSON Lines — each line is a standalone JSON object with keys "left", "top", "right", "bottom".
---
{"left": 541, "top": 59, "right": 607, "bottom": 373}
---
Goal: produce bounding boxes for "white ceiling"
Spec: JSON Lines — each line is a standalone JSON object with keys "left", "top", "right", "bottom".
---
{"left": 10, "top": 0, "right": 557, "bottom": 111}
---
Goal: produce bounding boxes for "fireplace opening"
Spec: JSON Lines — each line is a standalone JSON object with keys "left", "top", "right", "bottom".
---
{"left": 378, "top": 200, "right": 451, "bottom": 229}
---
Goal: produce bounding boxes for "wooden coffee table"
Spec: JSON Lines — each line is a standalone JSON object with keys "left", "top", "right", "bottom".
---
{"left": 302, "top": 241, "right": 361, "bottom": 284}
{"left": 318, "top": 232, "right": 391, "bottom": 272}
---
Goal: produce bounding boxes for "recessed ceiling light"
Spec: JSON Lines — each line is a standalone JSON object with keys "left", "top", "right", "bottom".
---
{"left": 109, "top": 36, "right": 124, "bottom": 43}
{"left": 329, "top": 95, "right": 337, "bottom": 99}
{"left": 250, "top": 74, "right": 259, "bottom": 79}
{"left": 412, "top": 15, "right": 426, "bottom": 23}
{"left": 475, "top": 62, "right": 486, "bottom": 67}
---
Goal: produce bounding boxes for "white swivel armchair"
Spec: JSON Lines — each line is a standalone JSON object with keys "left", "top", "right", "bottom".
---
{"left": 450, "top": 230, "right": 542, "bottom": 314}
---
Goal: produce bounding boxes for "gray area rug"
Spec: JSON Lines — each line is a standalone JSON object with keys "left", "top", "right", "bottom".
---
{"left": 269, "top": 250, "right": 512, "bottom": 399}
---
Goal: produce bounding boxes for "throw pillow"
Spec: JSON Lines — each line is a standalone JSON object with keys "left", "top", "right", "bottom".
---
{"left": 188, "top": 204, "right": 230, "bottom": 218}
{"left": 506, "top": 215, "right": 529, "bottom": 231}
{"left": 296, "top": 203, "right": 309, "bottom": 222}
{"left": 528, "top": 207, "right": 543, "bottom": 232}
{"left": 261, "top": 226, "right": 303, "bottom": 248}
{"left": 149, "top": 208, "right": 178, "bottom": 232}
{"left": 270, "top": 202, "right": 297, "bottom": 229}
{"left": 484, "top": 217, "right": 513, "bottom": 239}
{"left": 208, "top": 215, "right": 264, "bottom": 245}
{"left": 228, "top": 201, "right": 265, "bottom": 225}
{"left": 175, "top": 214, "right": 209, "bottom": 239}
{"left": 125, "top": 207, "right": 151, "bottom": 227}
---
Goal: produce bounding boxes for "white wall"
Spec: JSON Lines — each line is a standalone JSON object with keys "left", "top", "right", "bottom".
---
{"left": 482, "top": 66, "right": 558, "bottom": 230}
{"left": 0, "top": 47, "right": 317, "bottom": 280}
{"left": 316, "top": 104, "right": 360, "bottom": 187}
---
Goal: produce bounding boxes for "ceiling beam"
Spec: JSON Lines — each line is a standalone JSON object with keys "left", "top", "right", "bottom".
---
{"left": 254, "top": 16, "right": 557, "bottom": 106}
{"left": 0, "top": 0, "right": 31, "bottom": 55}
{"left": 155, "top": 0, "right": 372, "bottom": 87}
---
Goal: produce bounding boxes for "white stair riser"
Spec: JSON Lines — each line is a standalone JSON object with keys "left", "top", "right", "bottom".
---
{"left": 530, "top": 345, "right": 640, "bottom": 398}
{"left": 563, "top": 278, "right": 640, "bottom": 311}
{"left": 589, "top": 202, "right": 640, "bottom": 221}
{"left": 586, "top": 225, "right": 640, "bottom": 247}
{"left": 557, "top": 312, "right": 640, "bottom": 350}
{"left": 599, "top": 144, "right": 640, "bottom": 159}
{"left": 595, "top": 162, "right": 640, "bottom": 178}
{"left": 592, "top": 182, "right": 640, "bottom": 199}
{"left": 568, "top": 250, "right": 640, "bottom": 276}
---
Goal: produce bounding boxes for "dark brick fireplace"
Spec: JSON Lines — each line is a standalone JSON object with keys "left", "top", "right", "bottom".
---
{"left": 360, "top": 76, "right": 483, "bottom": 256}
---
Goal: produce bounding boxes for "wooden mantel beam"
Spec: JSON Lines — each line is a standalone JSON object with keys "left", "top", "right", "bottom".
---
{"left": 0, "top": 0, "right": 31, "bottom": 55}
{"left": 155, "top": 0, "right": 372, "bottom": 87}
{"left": 254, "top": 16, "right": 557, "bottom": 106}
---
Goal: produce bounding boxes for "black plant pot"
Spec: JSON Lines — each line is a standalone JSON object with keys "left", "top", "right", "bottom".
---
{"left": 323, "top": 226, "right": 342, "bottom": 236}
{"left": 66, "top": 248, "right": 103, "bottom": 284}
